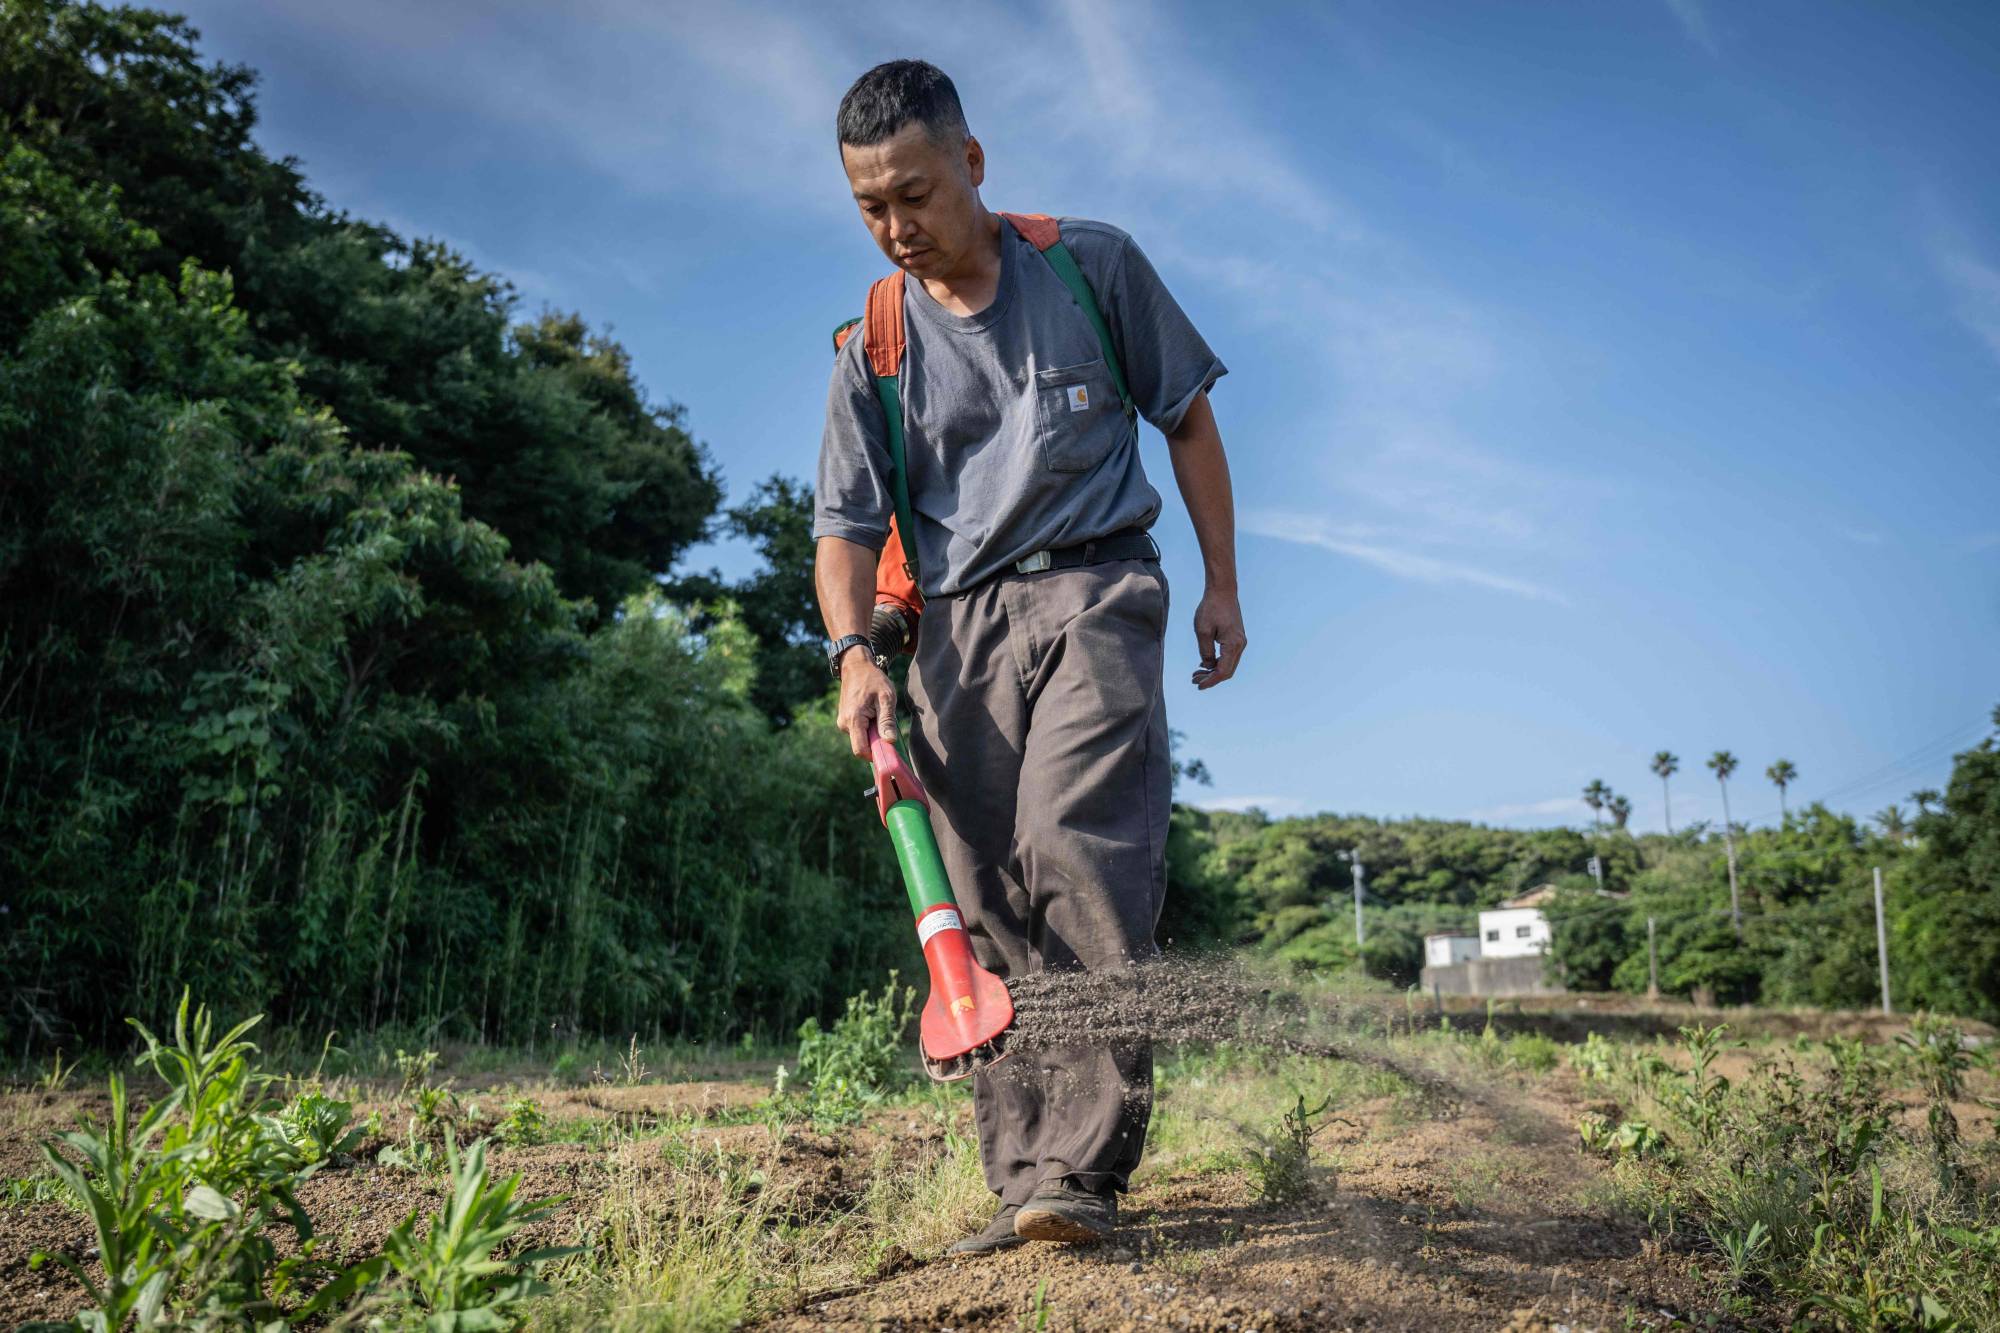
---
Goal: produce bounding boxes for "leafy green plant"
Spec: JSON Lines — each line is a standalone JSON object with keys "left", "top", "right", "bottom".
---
{"left": 1020, "top": 1276, "right": 1052, "bottom": 1331}
{"left": 1568, "top": 1031, "right": 1619, "bottom": 1081}
{"left": 29, "top": 1073, "right": 185, "bottom": 1327}
{"left": 32, "top": 995, "right": 362, "bottom": 1327}
{"left": 39, "top": 1049, "right": 78, "bottom": 1094}
{"left": 1898, "top": 1013, "right": 1971, "bottom": 1179}
{"left": 1668, "top": 1022, "right": 1740, "bottom": 1145}
{"left": 396, "top": 1048, "right": 442, "bottom": 1097}
{"left": 790, "top": 975, "right": 919, "bottom": 1122}
{"left": 275, "top": 1091, "right": 365, "bottom": 1165}
{"left": 412, "top": 1084, "right": 464, "bottom": 1133}
{"left": 377, "top": 1130, "right": 578, "bottom": 1325}
{"left": 1242, "top": 1092, "right": 1339, "bottom": 1204}
{"left": 1577, "top": 1113, "right": 1663, "bottom": 1159}
{"left": 1505, "top": 1032, "right": 1561, "bottom": 1073}
{"left": 551, "top": 1050, "right": 587, "bottom": 1087}
{"left": 1709, "top": 1218, "right": 1770, "bottom": 1283}
{"left": 3, "top": 1175, "right": 76, "bottom": 1209}
{"left": 495, "top": 1097, "right": 551, "bottom": 1148}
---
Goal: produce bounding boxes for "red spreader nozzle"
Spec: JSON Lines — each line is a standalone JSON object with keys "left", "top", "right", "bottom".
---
{"left": 866, "top": 723, "right": 1013, "bottom": 1082}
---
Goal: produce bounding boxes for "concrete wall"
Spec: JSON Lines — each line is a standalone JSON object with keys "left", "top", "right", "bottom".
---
{"left": 1421, "top": 953, "right": 1566, "bottom": 998}
{"left": 1424, "top": 935, "right": 1480, "bottom": 967}
{"left": 1476, "top": 907, "right": 1551, "bottom": 959}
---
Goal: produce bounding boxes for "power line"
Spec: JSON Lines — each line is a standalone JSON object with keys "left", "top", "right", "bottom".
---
{"left": 1724, "top": 719, "right": 1988, "bottom": 830}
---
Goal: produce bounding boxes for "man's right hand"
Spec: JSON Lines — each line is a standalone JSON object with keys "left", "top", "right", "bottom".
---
{"left": 836, "top": 653, "right": 898, "bottom": 757}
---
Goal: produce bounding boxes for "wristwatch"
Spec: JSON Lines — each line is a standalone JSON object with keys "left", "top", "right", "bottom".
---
{"left": 826, "top": 633, "right": 873, "bottom": 678}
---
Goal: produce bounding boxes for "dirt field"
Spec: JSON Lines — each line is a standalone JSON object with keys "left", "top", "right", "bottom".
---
{"left": 3, "top": 1003, "right": 1993, "bottom": 1331}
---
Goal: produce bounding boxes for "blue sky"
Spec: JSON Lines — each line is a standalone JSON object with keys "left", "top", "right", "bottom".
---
{"left": 179, "top": 0, "right": 1998, "bottom": 834}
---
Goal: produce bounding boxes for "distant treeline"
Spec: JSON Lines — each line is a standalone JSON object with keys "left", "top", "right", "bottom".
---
{"left": 1170, "top": 727, "right": 2000, "bottom": 1022}
{"left": 4, "top": 4, "right": 1993, "bottom": 1054}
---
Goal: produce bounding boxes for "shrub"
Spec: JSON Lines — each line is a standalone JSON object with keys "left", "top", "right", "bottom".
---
{"left": 496, "top": 1098, "right": 552, "bottom": 1148}
{"left": 791, "top": 975, "right": 919, "bottom": 1121}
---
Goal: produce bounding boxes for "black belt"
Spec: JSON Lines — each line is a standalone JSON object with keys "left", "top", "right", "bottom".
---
{"left": 1008, "top": 527, "right": 1158, "bottom": 576}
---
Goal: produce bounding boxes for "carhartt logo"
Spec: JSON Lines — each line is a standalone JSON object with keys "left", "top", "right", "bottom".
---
{"left": 1067, "top": 384, "right": 1089, "bottom": 412}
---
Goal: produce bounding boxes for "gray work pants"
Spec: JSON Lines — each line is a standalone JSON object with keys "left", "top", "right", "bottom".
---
{"left": 906, "top": 557, "right": 1171, "bottom": 1203}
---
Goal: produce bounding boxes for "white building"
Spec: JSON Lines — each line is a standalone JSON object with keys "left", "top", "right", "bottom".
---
{"left": 1424, "top": 932, "right": 1480, "bottom": 968}
{"left": 1476, "top": 885, "right": 1556, "bottom": 960}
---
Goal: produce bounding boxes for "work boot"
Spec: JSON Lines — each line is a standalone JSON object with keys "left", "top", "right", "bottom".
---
{"left": 945, "top": 1203, "right": 1026, "bottom": 1257}
{"left": 1014, "top": 1176, "right": 1117, "bottom": 1243}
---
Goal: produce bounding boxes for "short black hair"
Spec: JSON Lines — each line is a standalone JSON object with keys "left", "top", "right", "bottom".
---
{"left": 837, "top": 60, "right": 968, "bottom": 149}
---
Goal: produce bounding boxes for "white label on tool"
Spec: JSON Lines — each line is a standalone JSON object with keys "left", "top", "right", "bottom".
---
{"left": 916, "top": 908, "right": 963, "bottom": 946}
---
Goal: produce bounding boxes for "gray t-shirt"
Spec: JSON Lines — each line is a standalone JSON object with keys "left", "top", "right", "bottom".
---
{"left": 814, "top": 216, "right": 1226, "bottom": 597}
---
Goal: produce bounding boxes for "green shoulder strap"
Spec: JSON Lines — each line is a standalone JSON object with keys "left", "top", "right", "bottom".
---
{"left": 875, "top": 373, "right": 918, "bottom": 582}
{"left": 846, "top": 218, "right": 1133, "bottom": 588}
{"left": 1038, "top": 240, "right": 1135, "bottom": 421}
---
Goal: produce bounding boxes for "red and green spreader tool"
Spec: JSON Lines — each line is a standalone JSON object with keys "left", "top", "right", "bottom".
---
{"left": 863, "top": 721, "right": 1013, "bottom": 1081}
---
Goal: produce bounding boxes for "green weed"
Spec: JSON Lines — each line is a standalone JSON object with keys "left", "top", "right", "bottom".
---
{"left": 1241, "top": 1091, "right": 1340, "bottom": 1204}
{"left": 786, "top": 975, "right": 919, "bottom": 1124}
{"left": 496, "top": 1096, "right": 552, "bottom": 1147}
{"left": 374, "top": 1130, "right": 579, "bottom": 1323}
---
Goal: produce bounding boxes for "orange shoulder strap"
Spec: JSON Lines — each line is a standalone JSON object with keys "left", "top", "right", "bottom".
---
{"left": 876, "top": 519, "right": 921, "bottom": 618}
{"left": 862, "top": 269, "right": 907, "bottom": 377}
{"left": 999, "top": 211, "right": 1060, "bottom": 250}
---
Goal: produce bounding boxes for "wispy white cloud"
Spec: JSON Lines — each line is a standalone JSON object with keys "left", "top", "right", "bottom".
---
{"left": 1932, "top": 240, "right": 2000, "bottom": 367}
{"left": 1662, "top": 0, "right": 1719, "bottom": 57}
{"left": 252, "top": 0, "right": 1582, "bottom": 603}
{"left": 1244, "top": 510, "right": 1569, "bottom": 604}
{"left": 1466, "top": 796, "right": 1584, "bottom": 822}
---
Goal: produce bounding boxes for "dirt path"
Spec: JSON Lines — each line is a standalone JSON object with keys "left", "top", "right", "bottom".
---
{"left": 769, "top": 1075, "right": 1714, "bottom": 1332}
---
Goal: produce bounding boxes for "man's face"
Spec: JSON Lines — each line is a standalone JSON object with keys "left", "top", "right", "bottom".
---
{"left": 841, "top": 121, "right": 985, "bottom": 281}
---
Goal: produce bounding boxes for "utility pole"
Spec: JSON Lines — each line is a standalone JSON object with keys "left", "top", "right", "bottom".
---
{"left": 1339, "top": 850, "right": 1366, "bottom": 949}
{"left": 1873, "top": 866, "right": 1892, "bottom": 1015}
{"left": 1720, "top": 806, "right": 1742, "bottom": 937}
{"left": 1647, "top": 916, "right": 1660, "bottom": 1000}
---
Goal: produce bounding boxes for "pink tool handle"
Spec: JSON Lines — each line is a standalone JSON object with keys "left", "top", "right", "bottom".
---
{"left": 866, "top": 720, "right": 929, "bottom": 824}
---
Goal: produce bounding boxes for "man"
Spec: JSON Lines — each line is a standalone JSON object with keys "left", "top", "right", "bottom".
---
{"left": 813, "top": 60, "right": 1246, "bottom": 1255}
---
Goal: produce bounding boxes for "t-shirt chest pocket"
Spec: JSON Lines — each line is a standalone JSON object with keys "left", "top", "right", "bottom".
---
{"left": 1033, "top": 359, "right": 1120, "bottom": 473}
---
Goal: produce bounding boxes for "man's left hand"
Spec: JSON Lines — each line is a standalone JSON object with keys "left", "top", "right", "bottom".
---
{"left": 1191, "top": 585, "right": 1246, "bottom": 689}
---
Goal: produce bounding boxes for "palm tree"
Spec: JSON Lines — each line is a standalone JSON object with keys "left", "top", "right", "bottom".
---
{"left": 1910, "top": 788, "right": 1941, "bottom": 818}
{"left": 1652, "top": 751, "right": 1680, "bottom": 834}
{"left": 1874, "top": 805, "right": 1909, "bottom": 843}
{"left": 1766, "top": 758, "right": 1797, "bottom": 819}
{"left": 1608, "top": 793, "right": 1632, "bottom": 830}
{"left": 1582, "top": 779, "right": 1610, "bottom": 834}
{"left": 1707, "top": 750, "right": 1742, "bottom": 935}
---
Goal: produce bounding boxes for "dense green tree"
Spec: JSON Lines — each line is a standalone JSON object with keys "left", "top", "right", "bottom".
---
{"left": 0, "top": 10, "right": 896, "bottom": 1050}
{"left": 669, "top": 475, "right": 829, "bottom": 726}
{"left": 1543, "top": 875, "right": 1631, "bottom": 990}
{"left": 1896, "top": 721, "right": 2000, "bottom": 1021}
{"left": 1, "top": 0, "right": 721, "bottom": 619}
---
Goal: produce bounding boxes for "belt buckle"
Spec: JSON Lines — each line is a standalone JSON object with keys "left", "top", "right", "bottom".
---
{"left": 1015, "top": 550, "right": 1053, "bottom": 574}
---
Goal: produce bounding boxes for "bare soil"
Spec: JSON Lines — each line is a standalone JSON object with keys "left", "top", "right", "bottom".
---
{"left": 766, "top": 1075, "right": 1714, "bottom": 1333}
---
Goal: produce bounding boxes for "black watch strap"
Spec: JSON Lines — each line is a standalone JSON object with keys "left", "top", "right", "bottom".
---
{"left": 826, "top": 633, "right": 872, "bottom": 678}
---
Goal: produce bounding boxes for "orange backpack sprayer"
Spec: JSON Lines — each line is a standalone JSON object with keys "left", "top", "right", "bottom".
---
{"left": 863, "top": 721, "right": 1012, "bottom": 1081}
{"left": 833, "top": 213, "right": 1131, "bottom": 1081}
